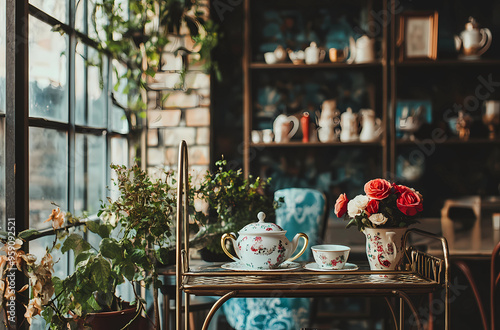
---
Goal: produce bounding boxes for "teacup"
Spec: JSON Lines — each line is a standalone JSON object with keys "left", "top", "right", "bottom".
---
{"left": 311, "top": 244, "right": 350, "bottom": 270}
{"left": 264, "top": 52, "right": 277, "bottom": 64}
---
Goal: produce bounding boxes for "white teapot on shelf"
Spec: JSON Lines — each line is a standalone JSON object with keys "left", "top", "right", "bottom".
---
{"left": 221, "top": 212, "right": 308, "bottom": 269}
{"left": 317, "top": 100, "right": 340, "bottom": 142}
{"left": 273, "top": 114, "right": 299, "bottom": 143}
{"left": 359, "top": 109, "right": 383, "bottom": 142}
{"left": 347, "top": 35, "right": 376, "bottom": 64}
{"left": 455, "top": 17, "right": 492, "bottom": 59}
{"left": 304, "top": 42, "right": 326, "bottom": 65}
{"left": 339, "top": 108, "right": 359, "bottom": 142}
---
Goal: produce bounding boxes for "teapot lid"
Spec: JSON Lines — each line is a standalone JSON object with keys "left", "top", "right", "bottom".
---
{"left": 466, "top": 17, "right": 479, "bottom": 30}
{"left": 238, "top": 212, "right": 285, "bottom": 234}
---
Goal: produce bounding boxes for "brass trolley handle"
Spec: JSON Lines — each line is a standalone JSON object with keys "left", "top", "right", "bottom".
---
{"left": 221, "top": 233, "right": 239, "bottom": 262}
{"left": 287, "top": 233, "right": 309, "bottom": 262}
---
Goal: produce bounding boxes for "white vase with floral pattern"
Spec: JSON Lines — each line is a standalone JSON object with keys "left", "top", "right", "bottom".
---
{"left": 363, "top": 227, "right": 406, "bottom": 277}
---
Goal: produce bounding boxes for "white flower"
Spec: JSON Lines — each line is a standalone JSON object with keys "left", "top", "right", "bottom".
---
{"left": 347, "top": 195, "right": 369, "bottom": 217}
{"left": 368, "top": 213, "right": 388, "bottom": 226}
{"left": 102, "top": 211, "right": 118, "bottom": 227}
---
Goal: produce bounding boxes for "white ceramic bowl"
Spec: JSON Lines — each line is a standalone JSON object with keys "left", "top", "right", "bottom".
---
{"left": 311, "top": 244, "right": 350, "bottom": 270}
{"left": 264, "top": 52, "right": 277, "bottom": 64}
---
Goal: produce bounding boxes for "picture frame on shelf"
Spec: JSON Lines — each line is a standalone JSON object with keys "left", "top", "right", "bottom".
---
{"left": 398, "top": 11, "right": 439, "bottom": 61}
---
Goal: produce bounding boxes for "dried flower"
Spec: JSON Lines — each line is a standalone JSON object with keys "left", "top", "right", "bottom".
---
{"left": 44, "top": 207, "right": 65, "bottom": 229}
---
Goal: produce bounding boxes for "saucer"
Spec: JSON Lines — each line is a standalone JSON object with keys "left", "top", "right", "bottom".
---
{"left": 304, "top": 262, "right": 358, "bottom": 272}
{"left": 221, "top": 261, "right": 301, "bottom": 272}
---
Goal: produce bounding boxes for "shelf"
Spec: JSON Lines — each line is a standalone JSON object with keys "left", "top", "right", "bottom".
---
{"left": 396, "top": 59, "right": 500, "bottom": 68}
{"left": 251, "top": 141, "right": 384, "bottom": 148}
{"left": 250, "top": 61, "right": 384, "bottom": 70}
{"left": 395, "top": 138, "right": 500, "bottom": 146}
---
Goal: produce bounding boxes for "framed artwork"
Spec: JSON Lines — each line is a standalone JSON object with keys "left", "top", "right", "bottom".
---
{"left": 398, "top": 11, "right": 439, "bottom": 61}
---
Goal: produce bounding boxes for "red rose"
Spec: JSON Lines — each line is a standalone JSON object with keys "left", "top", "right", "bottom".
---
{"left": 334, "top": 193, "right": 348, "bottom": 217}
{"left": 364, "top": 179, "right": 392, "bottom": 200}
{"left": 393, "top": 184, "right": 410, "bottom": 195}
{"left": 397, "top": 189, "right": 423, "bottom": 216}
{"left": 365, "top": 199, "right": 379, "bottom": 216}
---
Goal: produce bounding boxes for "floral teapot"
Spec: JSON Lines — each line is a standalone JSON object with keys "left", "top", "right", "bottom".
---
{"left": 455, "top": 17, "right": 492, "bottom": 59}
{"left": 221, "top": 212, "right": 308, "bottom": 269}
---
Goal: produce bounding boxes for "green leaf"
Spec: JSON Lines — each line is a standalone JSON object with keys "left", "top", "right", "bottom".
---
{"left": 18, "top": 229, "right": 41, "bottom": 240}
{"left": 99, "top": 238, "right": 122, "bottom": 259}
{"left": 86, "top": 220, "right": 101, "bottom": 234}
{"left": 98, "top": 224, "right": 113, "bottom": 239}
{"left": 61, "top": 233, "right": 91, "bottom": 255}
{"left": 129, "top": 249, "right": 146, "bottom": 263}
{"left": 120, "top": 261, "right": 136, "bottom": 281}
{"left": 91, "top": 256, "right": 112, "bottom": 291}
{"left": 74, "top": 251, "right": 96, "bottom": 267}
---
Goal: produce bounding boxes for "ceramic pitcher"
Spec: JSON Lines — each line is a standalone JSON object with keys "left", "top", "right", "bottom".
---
{"left": 339, "top": 108, "right": 358, "bottom": 142}
{"left": 359, "top": 109, "right": 383, "bottom": 142}
{"left": 455, "top": 17, "right": 492, "bottom": 59}
{"left": 273, "top": 114, "right": 299, "bottom": 143}
{"left": 364, "top": 227, "right": 406, "bottom": 278}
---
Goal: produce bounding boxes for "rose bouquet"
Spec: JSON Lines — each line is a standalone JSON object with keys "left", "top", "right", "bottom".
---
{"left": 334, "top": 178, "right": 423, "bottom": 231}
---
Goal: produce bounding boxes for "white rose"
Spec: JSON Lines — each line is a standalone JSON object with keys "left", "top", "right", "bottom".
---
{"left": 347, "top": 195, "right": 369, "bottom": 217}
{"left": 102, "top": 211, "right": 118, "bottom": 227}
{"left": 368, "top": 213, "right": 388, "bottom": 226}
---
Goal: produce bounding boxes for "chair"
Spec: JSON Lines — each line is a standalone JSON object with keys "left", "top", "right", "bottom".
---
{"left": 221, "top": 188, "right": 327, "bottom": 329}
{"left": 491, "top": 241, "right": 500, "bottom": 330}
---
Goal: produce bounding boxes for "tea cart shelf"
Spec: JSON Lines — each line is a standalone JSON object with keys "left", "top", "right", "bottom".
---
{"left": 175, "top": 141, "right": 450, "bottom": 330}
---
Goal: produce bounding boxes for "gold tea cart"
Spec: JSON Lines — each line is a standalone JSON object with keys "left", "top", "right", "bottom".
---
{"left": 175, "top": 141, "right": 450, "bottom": 330}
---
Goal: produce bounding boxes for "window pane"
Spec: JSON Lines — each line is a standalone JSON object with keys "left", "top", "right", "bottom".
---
{"left": 74, "top": 134, "right": 106, "bottom": 215}
{"left": 110, "top": 137, "right": 128, "bottom": 199}
{"left": 0, "top": 0, "right": 5, "bottom": 113}
{"left": 88, "top": 48, "right": 107, "bottom": 127}
{"left": 29, "top": 16, "right": 69, "bottom": 122}
{"left": 29, "top": 127, "right": 68, "bottom": 228}
{"left": 29, "top": 0, "right": 68, "bottom": 25}
{"left": 75, "top": 0, "right": 86, "bottom": 33}
{"left": 75, "top": 42, "right": 86, "bottom": 126}
{"left": 111, "top": 60, "right": 129, "bottom": 133}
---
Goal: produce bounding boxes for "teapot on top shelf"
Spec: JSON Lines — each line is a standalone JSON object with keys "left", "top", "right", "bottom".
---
{"left": 347, "top": 35, "right": 376, "bottom": 64}
{"left": 455, "top": 17, "right": 492, "bottom": 60}
{"left": 304, "top": 42, "right": 326, "bottom": 65}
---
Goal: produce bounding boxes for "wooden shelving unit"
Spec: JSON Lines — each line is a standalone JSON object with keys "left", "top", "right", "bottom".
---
{"left": 242, "top": 0, "right": 500, "bottom": 215}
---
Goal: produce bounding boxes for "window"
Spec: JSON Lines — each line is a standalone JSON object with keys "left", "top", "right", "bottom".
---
{"left": 0, "top": 0, "right": 134, "bottom": 325}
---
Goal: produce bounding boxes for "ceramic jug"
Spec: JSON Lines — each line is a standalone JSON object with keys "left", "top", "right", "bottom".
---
{"left": 455, "top": 17, "right": 492, "bottom": 59}
{"left": 273, "top": 45, "right": 288, "bottom": 63}
{"left": 273, "top": 114, "right": 299, "bottom": 143}
{"left": 304, "top": 42, "right": 326, "bottom": 65}
{"left": 359, "top": 109, "right": 383, "bottom": 142}
{"left": 339, "top": 108, "right": 358, "bottom": 142}
{"left": 347, "top": 36, "right": 375, "bottom": 63}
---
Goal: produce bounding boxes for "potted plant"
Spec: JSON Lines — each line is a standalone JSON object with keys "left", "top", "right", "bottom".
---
{"left": 192, "top": 159, "right": 275, "bottom": 259}
{"left": 334, "top": 178, "right": 423, "bottom": 274}
{"left": 0, "top": 164, "right": 176, "bottom": 329}
{"left": 0, "top": 209, "right": 147, "bottom": 329}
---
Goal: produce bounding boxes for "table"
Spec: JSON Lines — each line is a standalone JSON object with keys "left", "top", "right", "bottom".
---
{"left": 174, "top": 141, "right": 450, "bottom": 330}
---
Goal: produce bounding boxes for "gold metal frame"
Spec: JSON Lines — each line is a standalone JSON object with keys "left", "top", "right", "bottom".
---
{"left": 175, "top": 141, "right": 450, "bottom": 330}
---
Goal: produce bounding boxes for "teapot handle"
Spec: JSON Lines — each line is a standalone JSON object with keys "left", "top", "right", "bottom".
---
{"left": 286, "top": 233, "right": 309, "bottom": 262}
{"left": 477, "top": 28, "right": 492, "bottom": 56}
{"left": 221, "top": 233, "right": 240, "bottom": 262}
{"left": 288, "top": 116, "right": 300, "bottom": 139}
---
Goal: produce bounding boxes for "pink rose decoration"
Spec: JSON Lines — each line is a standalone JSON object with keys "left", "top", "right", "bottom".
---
{"left": 364, "top": 179, "right": 392, "bottom": 200}
{"left": 334, "top": 193, "right": 348, "bottom": 217}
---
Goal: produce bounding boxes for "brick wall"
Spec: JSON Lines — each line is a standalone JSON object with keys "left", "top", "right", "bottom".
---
{"left": 146, "top": 4, "right": 211, "bottom": 182}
